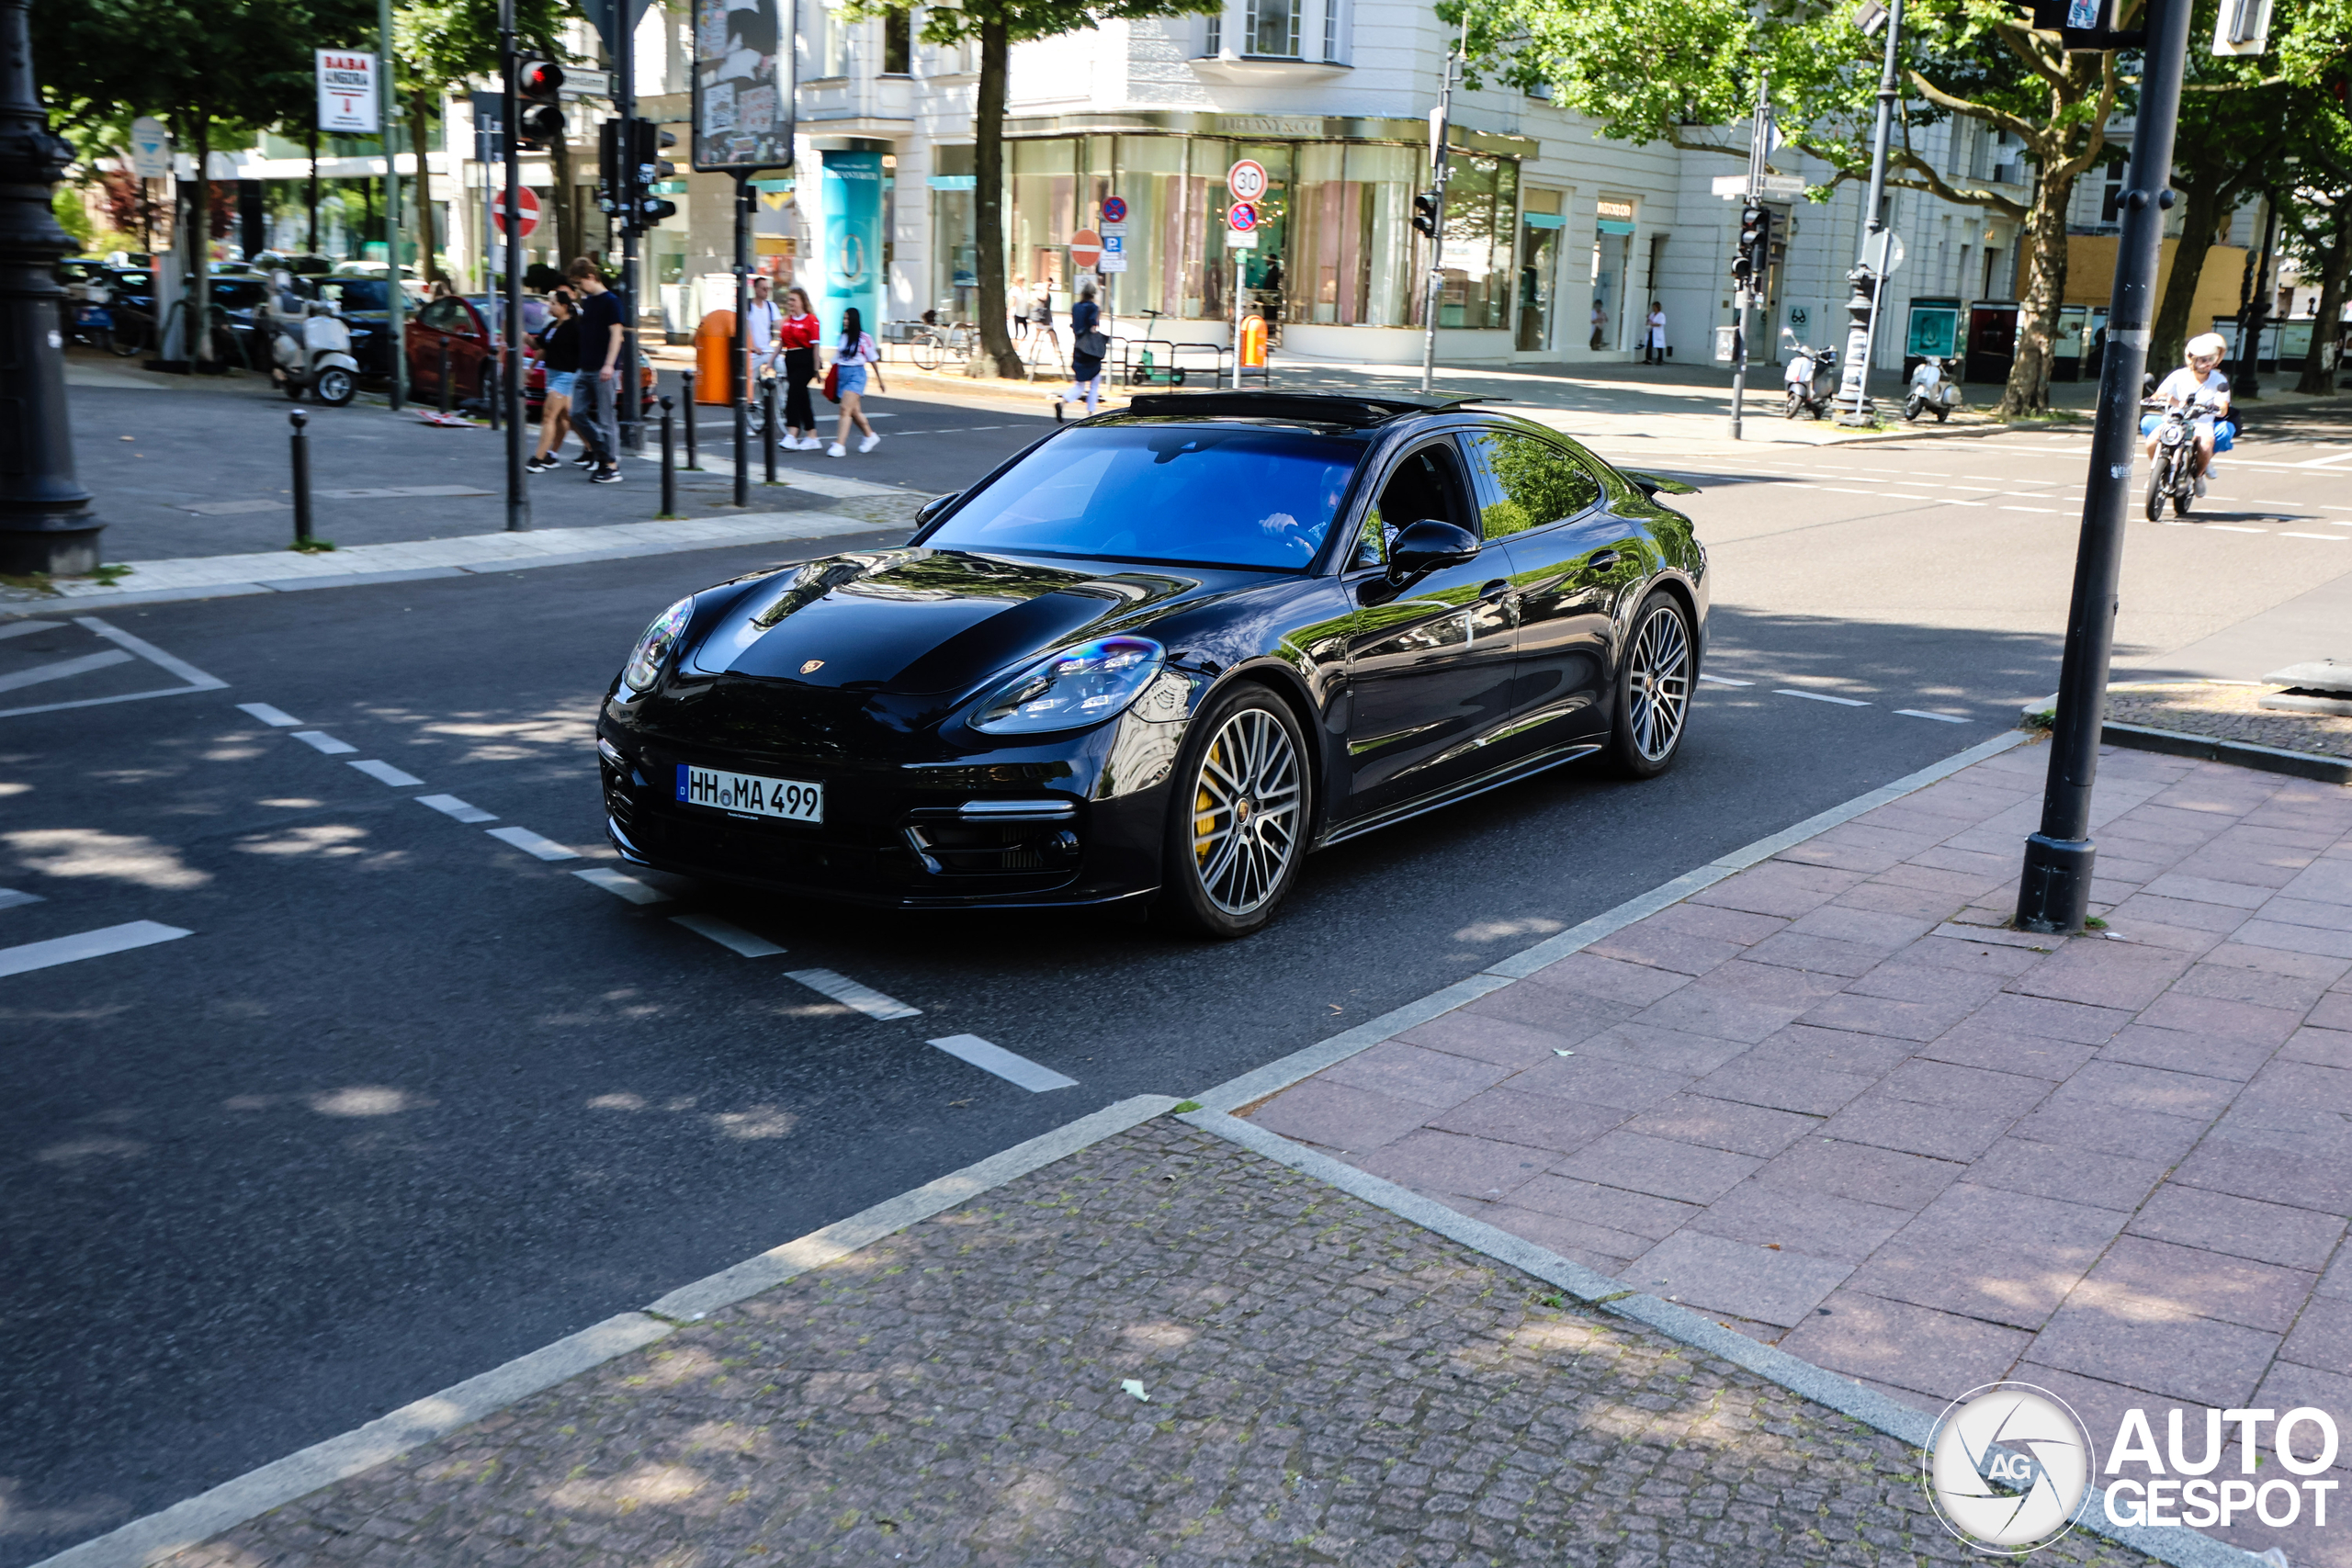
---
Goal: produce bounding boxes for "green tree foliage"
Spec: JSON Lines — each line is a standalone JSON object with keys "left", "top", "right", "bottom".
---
{"left": 2275, "top": 92, "right": 2352, "bottom": 391}
{"left": 846, "top": 0, "right": 1221, "bottom": 378}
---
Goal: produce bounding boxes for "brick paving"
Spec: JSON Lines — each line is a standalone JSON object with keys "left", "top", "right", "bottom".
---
{"left": 1250, "top": 739, "right": 2352, "bottom": 1565}
{"left": 168, "top": 1122, "right": 2156, "bottom": 1568}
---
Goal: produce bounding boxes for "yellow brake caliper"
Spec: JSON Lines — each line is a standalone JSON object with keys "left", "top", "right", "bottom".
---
{"left": 1194, "top": 735, "right": 1223, "bottom": 866}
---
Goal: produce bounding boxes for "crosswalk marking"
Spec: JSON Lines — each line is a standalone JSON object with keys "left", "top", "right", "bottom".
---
{"left": 670, "top": 913, "right": 785, "bottom": 956}
{"left": 1, "top": 920, "right": 191, "bottom": 979}
{"left": 789, "top": 967, "right": 922, "bottom": 1021}
{"left": 927, "top": 1033, "right": 1078, "bottom": 1092}
{"left": 485, "top": 826, "right": 580, "bottom": 862}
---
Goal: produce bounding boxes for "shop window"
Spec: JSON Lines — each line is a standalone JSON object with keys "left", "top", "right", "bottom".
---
{"left": 883, "top": 9, "right": 910, "bottom": 73}
{"left": 1245, "top": 0, "right": 1301, "bottom": 57}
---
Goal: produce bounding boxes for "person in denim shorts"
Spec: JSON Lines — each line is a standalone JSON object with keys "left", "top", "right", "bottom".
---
{"left": 827, "top": 306, "right": 883, "bottom": 457}
{"left": 526, "top": 290, "right": 580, "bottom": 473}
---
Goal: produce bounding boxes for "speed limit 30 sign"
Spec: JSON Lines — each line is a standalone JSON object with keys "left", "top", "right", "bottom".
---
{"left": 1227, "top": 159, "right": 1268, "bottom": 202}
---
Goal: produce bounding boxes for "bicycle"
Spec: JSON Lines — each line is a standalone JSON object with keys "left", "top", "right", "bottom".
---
{"left": 908, "top": 321, "right": 976, "bottom": 372}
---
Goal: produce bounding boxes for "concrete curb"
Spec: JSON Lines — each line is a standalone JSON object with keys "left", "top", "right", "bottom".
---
{"left": 2018, "top": 694, "right": 2350, "bottom": 785}
{"left": 1178, "top": 1108, "right": 2260, "bottom": 1568}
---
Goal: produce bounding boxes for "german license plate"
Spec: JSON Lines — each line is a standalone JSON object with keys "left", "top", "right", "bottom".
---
{"left": 676, "top": 763, "right": 823, "bottom": 824}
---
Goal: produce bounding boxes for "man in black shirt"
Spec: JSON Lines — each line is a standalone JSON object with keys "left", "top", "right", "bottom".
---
{"left": 566, "top": 256, "right": 626, "bottom": 484}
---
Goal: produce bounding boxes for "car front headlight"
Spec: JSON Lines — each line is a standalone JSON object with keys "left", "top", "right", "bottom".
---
{"left": 621, "top": 596, "right": 695, "bottom": 694}
{"left": 971, "top": 636, "right": 1164, "bottom": 735}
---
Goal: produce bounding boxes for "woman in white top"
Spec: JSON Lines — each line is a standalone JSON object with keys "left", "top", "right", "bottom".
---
{"left": 827, "top": 306, "right": 884, "bottom": 457}
{"left": 1645, "top": 303, "right": 1667, "bottom": 365}
{"left": 2145, "top": 332, "right": 2232, "bottom": 495}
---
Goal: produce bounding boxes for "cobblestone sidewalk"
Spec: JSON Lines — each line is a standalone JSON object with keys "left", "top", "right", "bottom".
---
{"left": 1249, "top": 740, "right": 2352, "bottom": 1565}
{"left": 164, "top": 1122, "right": 2155, "bottom": 1568}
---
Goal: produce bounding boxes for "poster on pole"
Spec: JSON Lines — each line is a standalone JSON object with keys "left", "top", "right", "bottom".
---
{"left": 691, "top": 0, "right": 794, "bottom": 172}
{"left": 316, "top": 50, "right": 380, "bottom": 134}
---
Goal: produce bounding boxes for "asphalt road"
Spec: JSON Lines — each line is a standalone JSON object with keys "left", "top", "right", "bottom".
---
{"left": 6, "top": 400, "right": 2351, "bottom": 1565}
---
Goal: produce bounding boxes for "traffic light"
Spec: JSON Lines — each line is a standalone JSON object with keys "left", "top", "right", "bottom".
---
{"left": 1411, "top": 188, "right": 1441, "bottom": 238}
{"left": 514, "top": 57, "right": 565, "bottom": 150}
{"left": 627, "top": 118, "right": 679, "bottom": 231}
{"left": 1735, "top": 202, "right": 1772, "bottom": 288}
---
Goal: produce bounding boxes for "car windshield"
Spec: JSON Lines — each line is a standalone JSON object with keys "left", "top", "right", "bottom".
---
{"left": 925, "top": 424, "right": 1363, "bottom": 570}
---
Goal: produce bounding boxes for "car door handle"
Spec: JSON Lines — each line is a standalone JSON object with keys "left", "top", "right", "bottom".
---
{"left": 1479, "top": 579, "right": 1512, "bottom": 600}
{"left": 1586, "top": 549, "right": 1621, "bottom": 571}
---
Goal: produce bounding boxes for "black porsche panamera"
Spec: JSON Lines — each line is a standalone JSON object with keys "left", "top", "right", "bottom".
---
{"left": 596, "top": 390, "right": 1707, "bottom": 937}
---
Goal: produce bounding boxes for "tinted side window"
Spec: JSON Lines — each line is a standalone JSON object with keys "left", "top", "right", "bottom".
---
{"left": 1467, "top": 430, "right": 1602, "bottom": 539}
{"left": 1355, "top": 441, "right": 1472, "bottom": 569}
{"left": 420, "top": 299, "right": 468, "bottom": 331}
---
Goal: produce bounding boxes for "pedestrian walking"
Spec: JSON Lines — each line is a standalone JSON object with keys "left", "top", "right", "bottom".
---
{"left": 1063, "top": 277, "right": 1106, "bottom": 417}
{"left": 567, "top": 255, "right": 626, "bottom": 484}
{"left": 1645, "top": 302, "right": 1667, "bottom": 366}
{"left": 826, "top": 306, "right": 883, "bottom": 457}
{"left": 1029, "top": 286, "right": 1060, "bottom": 370}
{"left": 1011, "top": 275, "right": 1030, "bottom": 341}
{"left": 526, "top": 289, "right": 580, "bottom": 473}
{"left": 1590, "top": 299, "right": 1607, "bottom": 351}
{"left": 776, "top": 286, "right": 822, "bottom": 450}
{"left": 743, "top": 274, "right": 781, "bottom": 383}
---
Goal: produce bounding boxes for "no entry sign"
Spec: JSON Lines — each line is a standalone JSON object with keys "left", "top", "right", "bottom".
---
{"left": 1069, "top": 228, "right": 1102, "bottom": 268}
{"left": 492, "top": 187, "right": 541, "bottom": 237}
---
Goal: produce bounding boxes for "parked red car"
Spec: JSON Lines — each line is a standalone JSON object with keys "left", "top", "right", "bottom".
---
{"left": 406, "top": 293, "right": 654, "bottom": 418}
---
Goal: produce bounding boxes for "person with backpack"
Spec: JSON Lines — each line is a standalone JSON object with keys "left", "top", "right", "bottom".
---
{"left": 826, "top": 306, "right": 883, "bottom": 457}
{"left": 1064, "top": 276, "right": 1106, "bottom": 417}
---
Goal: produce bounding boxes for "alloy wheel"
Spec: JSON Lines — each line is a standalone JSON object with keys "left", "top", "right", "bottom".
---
{"left": 1189, "top": 707, "right": 1303, "bottom": 916}
{"left": 1625, "top": 603, "right": 1692, "bottom": 763}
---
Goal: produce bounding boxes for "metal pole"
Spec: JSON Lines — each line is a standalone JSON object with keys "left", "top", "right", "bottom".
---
{"left": 1729, "top": 71, "right": 1768, "bottom": 441}
{"left": 439, "top": 337, "right": 452, "bottom": 416}
{"left": 732, "top": 173, "right": 751, "bottom": 507}
{"left": 616, "top": 19, "right": 641, "bottom": 455}
{"left": 499, "top": 0, "right": 529, "bottom": 530}
{"left": 660, "top": 393, "right": 676, "bottom": 515}
{"left": 290, "top": 409, "right": 314, "bottom": 546}
{"left": 1230, "top": 252, "right": 1243, "bottom": 390}
{"left": 380, "top": 0, "right": 404, "bottom": 412}
{"left": 1419, "top": 17, "right": 1464, "bottom": 396}
{"left": 762, "top": 372, "right": 776, "bottom": 485}
{"left": 0, "top": 0, "right": 103, "bottom": 574}
{"left": 2015, "top": 0, "right": 2193, "bottom": 933}
{"left": 683, "top": 367, "right": 697, "bottom": 469}
{"left": 1836, "top": 0, "right": 1905, "bottom": 424}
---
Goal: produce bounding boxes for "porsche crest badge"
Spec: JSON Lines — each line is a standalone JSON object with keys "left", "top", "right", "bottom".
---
{"left": 800, "top": 660, "right": 825, "bottom": 674}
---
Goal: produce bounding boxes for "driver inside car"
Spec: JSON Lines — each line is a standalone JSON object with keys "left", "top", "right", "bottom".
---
{"left": 2144, "top": 332, "right": 2233, "bottom": 496}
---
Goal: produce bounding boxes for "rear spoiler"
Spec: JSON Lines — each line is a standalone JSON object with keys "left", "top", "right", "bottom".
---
{"left": 1622, "top": 469, "right": 1700, "bottom": 499}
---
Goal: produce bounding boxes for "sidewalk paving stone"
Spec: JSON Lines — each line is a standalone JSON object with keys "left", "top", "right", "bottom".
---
{"left": 1243, "top": 739, "right": 2352, "bottom": 1564}
{"left": 157, "top": 1122, "right": 2165, "bottom": 1568}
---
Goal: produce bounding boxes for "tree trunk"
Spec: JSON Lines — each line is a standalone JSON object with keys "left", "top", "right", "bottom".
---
{"left": 406, "top": 88, "right": 447, "bottom": 288}
{"left": 1997, "top": 167, "right": 2077, "bottom": 417}
{"left": 2149, "top": 167, "right": 2232, "bottom": 375}
{"left": 2295, "top": 228, "right": 2349, "bottom": 395}
{"left": 973, "top": 13, "right": 1023, "bottom": 378}
{"left": 551, "top": 128, "right": 581, "bottom": 268}
{"left": 190, "top": 111, "right": 212, "bottom": 365}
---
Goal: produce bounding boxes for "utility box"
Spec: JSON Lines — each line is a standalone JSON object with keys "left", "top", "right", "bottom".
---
{"left": 1713, "top": 324, "right": 1737, "bottom": 364}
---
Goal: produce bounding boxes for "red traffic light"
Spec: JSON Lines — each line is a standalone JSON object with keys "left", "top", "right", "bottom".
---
{"left": 516, "top": 58, "right": 564, "bottom": 98}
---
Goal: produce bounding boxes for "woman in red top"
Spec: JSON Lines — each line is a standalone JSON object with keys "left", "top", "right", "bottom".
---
{"left": 777, "top": 287, "right": 823, "bottom": 450}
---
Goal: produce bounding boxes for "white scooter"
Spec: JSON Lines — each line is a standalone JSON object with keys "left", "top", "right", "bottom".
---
{"left": 1904, "top": 355, "right": 1962, "bottom": 423}
{"left": 269, "top": 298, "right": 360, "bottom": 407}
{"left": 1781, "top": 331, "right": 1838, "bottom": 420}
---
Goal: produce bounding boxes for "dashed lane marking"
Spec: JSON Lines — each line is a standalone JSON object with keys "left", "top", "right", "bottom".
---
{"left": 485, "top": 826, "right": 581, "bottom": 862}
{"left": 926, "top": 1032, "right": 1078, "bottom": 1092}
{"left": 671, "top": 913, "right": 786, "bottom": 956}
{"left": 2206, "top": 525, "right": 2268, "bottom": 534}
{"left": 417, "top": 794, "right": 496, "bottom": 823}
{"left": 1894, "top": 709, "right": 1972, "bottom": 724}
{"left": 572, "top": 867, "right": 669, "bottom": 905}
{"left": 1, "top": 919, "right": 191, "bottom": 979}
{"left": 348, "top": 760, "right": 424, "bottom": 787}
{"left": 0, "top": 649, "right": 134, "bottom": 694}
{"left": 1697, "top": 674, "right": 1753, "bottom": 686}
{"left": 237, "top": 702, "right": 302, "bottom": 727}
{"left": 0, "top": 887, "right": 44, "bottom": 911}
{"left": 2281, "top": 533, "right": 2347, "bottom": 541}
{"left": 1999, "top": 506, "right": 2060, "bottom": 514}
{"left": 0, "top": 620, "right": 63, "bottom": 641}
{"left": 790, "top": 967, "right": 922, "bottom": 1021}
{"left": 1776, "top": 689, "right": 1872, "bottom": 707}
{"left": 291, "top": 730, "right": 357, "bottom": 755}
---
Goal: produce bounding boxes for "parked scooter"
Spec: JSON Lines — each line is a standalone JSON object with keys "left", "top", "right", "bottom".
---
{"left": 1904, "top": 355, "right": 1962, "bottom": 423}
{"left": 267, "top": 297, "right": 360, "bottom": 406}
{"left": 1781, "top": 330, "right": 1838, "bottom": 420}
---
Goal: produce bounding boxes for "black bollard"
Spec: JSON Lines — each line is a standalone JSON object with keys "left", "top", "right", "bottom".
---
{"left": 660, "top": 395, "right": 676, "bottom": 518}
{"left": 437, "top": 338, "right": 452, "bottom": 417}
{"left": 486, "top": 354, "right": 500, "bottom": 432}
{"left": 289, "top": 409, "right": 313, "bottom": 546}
{"left": 762, "top": 375, "right": 776, "bottom": 486}
{"left": 682, "top": 369, "right": 697, "bottom": 471}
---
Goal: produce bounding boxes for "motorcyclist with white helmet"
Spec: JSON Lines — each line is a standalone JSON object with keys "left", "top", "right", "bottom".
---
{"left": 2144, "top": 332, "right": 2232, "bottom": 496}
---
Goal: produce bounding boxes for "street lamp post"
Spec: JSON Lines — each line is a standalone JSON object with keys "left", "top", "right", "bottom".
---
{"left": 2015, "top": 0, "right": 2195, "bottom": 932}
{"left": 1835, "top": 0, "right": 1905, "bottom": 425}
{"left": 0, "top": 0, "right": 103, "bottom": 577}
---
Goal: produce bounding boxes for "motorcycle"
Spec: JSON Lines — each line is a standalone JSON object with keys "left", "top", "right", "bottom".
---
{"left": 2142, "top": 394, "right": 2220, "bottom": 521}
{"left": 1904, "top": 355, "right": 1962, "bottom": 423}
{"left": 268, "top": 298, "right": 360, "bottom": 406}
{"left": 1781, "top": 332, "right": 1838, "bottom": 420}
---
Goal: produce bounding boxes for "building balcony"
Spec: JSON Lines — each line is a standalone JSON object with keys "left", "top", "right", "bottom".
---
{"left": 1187, "top": 53, "right": 1351, "bottom": 85}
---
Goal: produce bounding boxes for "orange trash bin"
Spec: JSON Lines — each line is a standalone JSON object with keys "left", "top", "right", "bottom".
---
{"left": 695, "top": 310, "right": 736, "bottom": 403}
{"left": 1239, "top": 314, "right": 1268, "bottom": 368}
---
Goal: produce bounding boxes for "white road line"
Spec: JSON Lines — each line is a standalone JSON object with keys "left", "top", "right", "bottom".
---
{"left": 0, "top": 887, "right": 44, "bottom": 911}
{"left": 347, "top": 760, "right": 424, "bottom": 787}
{"left": 1998, "top": 506, "right": 2060, "bottom": 514}
{"left": 1820, "top": 487, "right": 1879, "bottom": 495}
{"left": 236, "top": 702, "right": 301, "bottom": 727}
{"left": 0, "top": 919, "right": 191, "bottom": 979}
{"left": 2206, "top": 525, "right": 2268, "bottom": 534}
{"left": 75, "top": 616, "right": 229, "bottom": 691}
{"left": 572, "top": 867, "right": 669, "bottom": 904}
{"left": 1881, "top": 494, "right": 1939, "bottom": 502}
{"left": 670, "top": 913, "right": 785, "bottom": 956}
{"left": 2281, "top": 533, "right": 2346, "bottom": 541}
{"left": 1894, "top": 709, "right": 1972, "bottom": 724}
{"left": 290, "top": 730, "right": 356, "bottom": 755}
{"left": 416, "top": 794, "right": 496, "bottom": 823}
{"left": 1947, "top": 500, "right": 1989, "bottom": 507}
{"left": 788, "top": 967, "right": 922, "bottom": 1020}
{"left": 0, "top": 649, "right": 133, "bottom": 694}
{"left": 1697, "top": 673, "right": 1753, "bottom": 686}
{"left": 0, "top": 620, "right": 62, "bottom": 641}
{"left": 485, "top": 826, "right": 580, "bottom": 862}
{"left": 1775, "top": 689, "right": 1872, "bottom": 707}
{"left": 926, "top": 1033, "right": 1078, "bottom": 1092}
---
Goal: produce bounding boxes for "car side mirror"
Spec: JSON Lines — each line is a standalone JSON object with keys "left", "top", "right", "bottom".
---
{"left": 914, "top": 491, "right": 961, "bottom": 528}
{"left": 1386, "top": 519, "right": 1481, "bottom": 581}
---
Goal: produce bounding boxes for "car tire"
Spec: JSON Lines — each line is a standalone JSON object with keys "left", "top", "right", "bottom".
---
{"left": 1153, "top": 683, "right": 1313, "bottom": 940}
{"left": 1602, "top": 589, "right": 1695, "bottom": 780}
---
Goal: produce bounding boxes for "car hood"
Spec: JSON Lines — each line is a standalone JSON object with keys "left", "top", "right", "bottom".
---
{"left": 681, "top": 547, "right": 1210, "bottom": 696}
